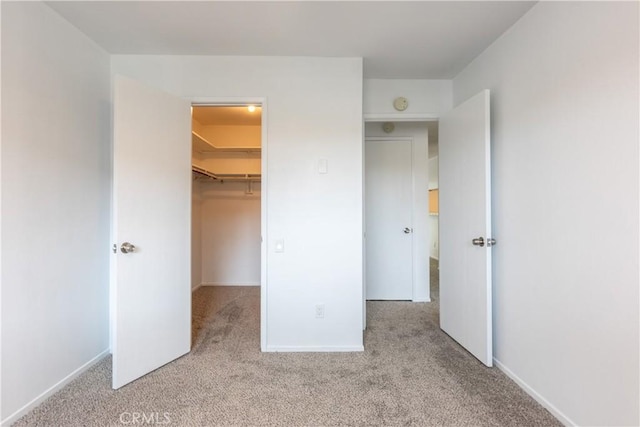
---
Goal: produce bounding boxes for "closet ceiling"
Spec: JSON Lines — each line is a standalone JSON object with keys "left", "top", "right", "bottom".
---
{"left": 193, "top": 106, "right": 261, "bottom": 127}
{"left": 191, "top": 106, "right": 262, "bottom": 181}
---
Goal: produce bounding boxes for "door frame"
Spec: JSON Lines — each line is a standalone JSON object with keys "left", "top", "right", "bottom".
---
{"left": 191, "top": 97, "right": 268, "bottom": 351}
{"left": 364, "top": 135, "right": 430, "bottom": 303}
{"left": 362, "top": 117, "right": 437, "bottom": 329}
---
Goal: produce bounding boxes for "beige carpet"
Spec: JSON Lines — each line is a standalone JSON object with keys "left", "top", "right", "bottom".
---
{"left": 14, "top": 264, "right": 560, "bottom": 426}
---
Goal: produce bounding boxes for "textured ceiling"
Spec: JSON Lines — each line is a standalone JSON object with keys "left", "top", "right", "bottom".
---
{"left": 46, "top": 1, "right": 536, "bottom": 79}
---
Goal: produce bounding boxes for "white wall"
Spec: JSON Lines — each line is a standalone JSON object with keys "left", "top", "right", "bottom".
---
{"left": 1, "top": 2, "right": 111, "bottom": 424}
{"left": 194, "top": 124, "right": 261, "bottom": 149}
{"left": 428, "top": 157, "right": 439, "bottom": 260}
{"left": 112, "top": 56, "right": 364, "bottom": 351}
{"left": 428, "top": 215, "right": 439, "bottom": 261}
{"left": 191, "top": 180, "right": 203, "bottom": 290}
{"left": 428, "top": 156, "right": 439, "bottom": 188}
{"left": 364, "top": 122, "right": 430, "bottom": 301}
{"left": 195, "top": 153, "right": 261, "bottom": 176}
{"left": 453, "top": 2, "right": 639, "bottom": 425}
{"left": 364, "top": 79, "right": 452, "bottom": 119}
{"left": 200, "top": 182, "right": 261, "bottom": 286}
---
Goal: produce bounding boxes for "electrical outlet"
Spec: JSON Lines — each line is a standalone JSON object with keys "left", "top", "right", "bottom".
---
{"left": 315, "top": 304, "right": 325, "bottom": 319}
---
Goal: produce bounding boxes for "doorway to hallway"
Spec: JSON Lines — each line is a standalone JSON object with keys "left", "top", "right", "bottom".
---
{"left": 364, "top": 121, "right": 437, "bottom": 303}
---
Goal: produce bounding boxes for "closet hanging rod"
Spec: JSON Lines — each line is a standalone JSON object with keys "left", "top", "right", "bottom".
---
{"left": 192, "top": 165, "right": 219, "bottom": 180}
{"left": 195, "top": 175, "right": 262, "bottom": 183}
{"left": 192, "top": 166, "right": 261, "bottom": 182}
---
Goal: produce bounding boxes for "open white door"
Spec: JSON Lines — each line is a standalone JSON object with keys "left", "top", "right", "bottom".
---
{"left": 439, "top": 90, "right": 493, "bottom": 367}
{"left": 112, "top": 76, "right": 192, "bottom": 388}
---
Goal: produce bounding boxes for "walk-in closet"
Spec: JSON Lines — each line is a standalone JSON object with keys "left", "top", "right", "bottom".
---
{"left": 191, "top": 106, "right": 262, "bottom": 289}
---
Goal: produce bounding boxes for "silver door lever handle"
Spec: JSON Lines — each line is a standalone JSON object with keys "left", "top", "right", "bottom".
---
{"left": 120, "top": 242, "right": 136, "bottom": 254}
{"left": 472, "top": 237, "right": 485, "bottom": 247}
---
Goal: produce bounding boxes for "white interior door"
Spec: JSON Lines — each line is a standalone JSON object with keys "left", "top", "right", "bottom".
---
{"left": 365, "top": 139, "right": 413, "bottom": 300}
{"left": 439, "top": 90, "right": 493, "bottom": 366}
{"left": 112, "top": 75, "right": 192, "bottom": 389}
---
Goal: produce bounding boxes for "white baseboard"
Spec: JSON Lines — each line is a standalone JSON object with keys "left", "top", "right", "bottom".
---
{"left": 494, "top": 358, "right": 574, "bottom": 426}
{"left": 413, "top": 297, "right": 431, "bottom": 302}
{"left": 1, "top": 349, "right": 110, "bottom": 426}
{"left": 191, "top": 283, "right": 203, "bottom": 292}
{"left": 200, "top": 282, "right": 260, "bottom": 287}
{"left": 265, "top": 345, "right": 364, "bottom": 352}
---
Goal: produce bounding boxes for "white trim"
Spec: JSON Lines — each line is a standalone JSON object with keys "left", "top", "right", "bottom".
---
{"left": 1, "top": 350, "right": 110, "bottom": 427}
{"left": 410, "top": 136, "right": 430, "bottom": 303}
{"left": 265, "top": 345, "right": 364, "bottom": 352}
{"left": 364, "top": 113, "right": 439, "bottom": 122}
{"left": 410, "top": 137, "right": 417, "bottom": 301}
{"left": 365, "top": 136, "right": 413, "bottom": 142}
{"left": 190, "top": 97, "right": 266, "bottom": 106}
{"left": 259, "top": 99, "right": 268, "bottom": 353}
{"left": 494, "top": 358, "right": 574, "bottom": 426}
{"left": 200, "top": 282, "right": 260, "bottom": 287}
{"left": 191, "top": 283, "right": 203, "bottom": 292}
{"left": 362, "top": 119, "right": 366, "bottom": 331}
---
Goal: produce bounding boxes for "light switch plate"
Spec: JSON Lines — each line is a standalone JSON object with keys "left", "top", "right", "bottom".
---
{"left": 275, "top": 239, "right": 284, "bottom": 253}
{"left": 318, "top": 158, "right": 328, "bottom": 174}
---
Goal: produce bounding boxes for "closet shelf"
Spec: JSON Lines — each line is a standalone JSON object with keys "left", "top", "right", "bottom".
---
{"left": 192, "top": 165, "right": 261, "bottom": 183}
{"left": 192, "top": 131, "right": 261, "bottom": 153}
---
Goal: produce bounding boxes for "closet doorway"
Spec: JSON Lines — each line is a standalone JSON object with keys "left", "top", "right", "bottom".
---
{"left": 190, "top": 105, "right": 263, "bottom": 343}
